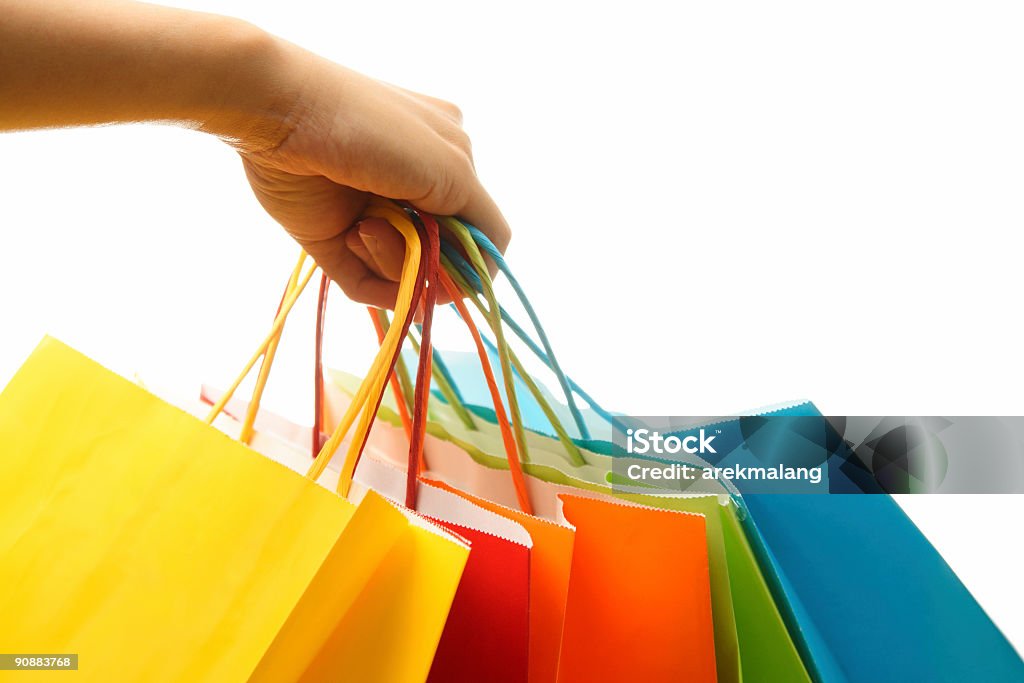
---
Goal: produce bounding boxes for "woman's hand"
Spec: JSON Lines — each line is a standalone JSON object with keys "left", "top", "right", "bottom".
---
{"left": 0, "top": 1, "right": 509, "bottom": 309}
{"left": 237, "top": 51, "right": 510, "bottom": 308}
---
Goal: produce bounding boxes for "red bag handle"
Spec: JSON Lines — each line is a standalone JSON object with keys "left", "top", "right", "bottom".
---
{"left": 311, "top": 210, "right": 432, "bottom": 509}
{"left": 404, "top": 208, "right": 440, "bottom": 509}
{"left": 313, "top": 272, "right": 330, "bottom": 458}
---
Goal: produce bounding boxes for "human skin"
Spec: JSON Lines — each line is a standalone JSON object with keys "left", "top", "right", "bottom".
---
{"left": 0, "top": 0, "right": 509, "bottom": 308}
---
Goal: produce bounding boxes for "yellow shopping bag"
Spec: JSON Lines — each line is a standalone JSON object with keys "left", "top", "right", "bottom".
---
{"left": 0, "top": 337, "right": 468, "bottom": 682}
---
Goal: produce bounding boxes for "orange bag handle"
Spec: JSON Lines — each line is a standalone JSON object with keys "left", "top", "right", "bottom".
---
{"left": 438, "top": 266, "right": 533, "bottom": 515}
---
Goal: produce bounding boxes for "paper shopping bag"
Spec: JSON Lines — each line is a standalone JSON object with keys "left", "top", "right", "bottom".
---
{"left": 715, "top": 501, "right": 812, "bottom": 683}
{"left": 638, "top": 494, "right": 810, "bottom": 683}
{"left": 425, "top": 519, "right": 530, "bottom": 683}
{"left": 190, "top": 387, "right": 527, "bottom": 683}
{"left": 380, "top": 350, "right": 819, "bottom": 683}
{"left": 321, "top": 373, "right": 812, "bottom": 683}
{"left": 184, "top": 395, "right": 473, "bottom": 683}
{"left": 198, "top": 386, "right": 545, "bottom": 683}
{"left": 321, "top": 377, "right": 744, "bottom": 681}
{"left": 424, "top": 479, "right": 575, "bottom": 683}
{"left": 248, "top": 489, "right": 415, "bottom": 683}
{"left": 0, "top": 337, "right": 467, "bottom": 682}
{"left": 556, "top": 495, "right": 717, "bottom": 683}
{"left": 413, "top": 421, "right": 801, "bottom": 683}
{"left": 351, "top": 456, "right": 532, "bottom": 683}
{"left": 742, "top": 493, "right": 1024, "bottom": 683}
{"left": 228, "top": 364, "right": 793, "bottom": 683}
{"left": 295, "top": 509, "right": 470, "bottom": 683}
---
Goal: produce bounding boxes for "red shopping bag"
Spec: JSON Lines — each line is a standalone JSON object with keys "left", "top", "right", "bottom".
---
{"left": 426, "top": 520, "right": 530, "bottom": 683}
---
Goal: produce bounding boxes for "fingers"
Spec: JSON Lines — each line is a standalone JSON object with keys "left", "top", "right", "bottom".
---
{"left": 456, "top": 179, "right": 512, "bottom": 260}
{"left": 298, "top": 228, "right": 400, "bottom": 310}
{"left": 356, "top": 212, "right": 458, "bottom": 307}
{"left": 411, "top": 169, "right": 510, "bottom": 279}
{"left": 365, "top": 85, "right": 511, "bottom": 264}
{"left": 343, "top": 217, "right": 406, "bottom": 282}
{"left": 243, "top": 67, "right": 511, "bottom": 304}
{"left": 242, "top": 159, "right": 403, "bottom": 309}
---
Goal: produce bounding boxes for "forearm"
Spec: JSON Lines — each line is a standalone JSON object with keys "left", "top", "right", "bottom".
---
{"left": 1, "top": 0, "right": 510, "bottom": 303}
{"left": 0, "top": 0, "right": 304, "bottom": 150}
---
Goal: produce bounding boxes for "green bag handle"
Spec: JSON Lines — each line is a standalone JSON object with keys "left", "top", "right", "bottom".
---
{"left": 440, "top": 219, "right": 586, "bottom": 467}
{"left": 440, "top": 217, "right": 532, "bottom": 467}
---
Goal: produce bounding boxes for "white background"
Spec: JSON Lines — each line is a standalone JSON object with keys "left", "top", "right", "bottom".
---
{"left": 1, "top": 0, "right": 1022, "bottom": 653}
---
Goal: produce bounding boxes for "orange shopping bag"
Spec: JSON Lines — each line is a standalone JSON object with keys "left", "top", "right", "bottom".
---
{"left": 555, "top": 494, "right": 717, "bottom": 683}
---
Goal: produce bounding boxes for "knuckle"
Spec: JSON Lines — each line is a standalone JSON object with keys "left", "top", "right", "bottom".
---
{"left": 431, "top": 159, "right": 472, "bottom": 212}
{"left": 436, "top": 119, "right": 472, "bottom": 156}
{"left": 438, "top": 99, "right": 463, "bottom": 123}
{"left": 452, "top": 127, "right": 473, "bottom": 154}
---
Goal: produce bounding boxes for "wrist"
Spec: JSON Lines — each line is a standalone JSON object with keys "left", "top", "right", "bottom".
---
{"left": 197, "top": 18, "right": 314, "bottom": 153}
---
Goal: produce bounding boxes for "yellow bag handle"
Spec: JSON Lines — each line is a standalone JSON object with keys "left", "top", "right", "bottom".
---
{"left": 237, "top": 252, "right": 309, "bottom": 444}
{"left": 206, "top": 198, "right": 423, "bottom": 494}
{"left": 203, "top": 252, "right": 317, "bottom": 426}
{"left": 307, "top": 199, "right": 421, "bottom": 490}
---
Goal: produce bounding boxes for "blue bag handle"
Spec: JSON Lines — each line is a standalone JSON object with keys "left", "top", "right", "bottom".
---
{"left": 440, "top": 232, "right": 629, "bottom": 437}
